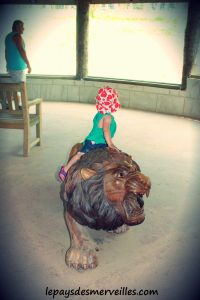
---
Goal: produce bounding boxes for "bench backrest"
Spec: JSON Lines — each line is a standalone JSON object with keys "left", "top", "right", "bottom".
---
{"left": 0, "top": 82, "right": 29, "bottom": 116}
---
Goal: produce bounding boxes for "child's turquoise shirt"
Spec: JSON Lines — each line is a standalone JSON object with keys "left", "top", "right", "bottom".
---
{"left": 84, "top": 112, "right": 117, "bottom": 144}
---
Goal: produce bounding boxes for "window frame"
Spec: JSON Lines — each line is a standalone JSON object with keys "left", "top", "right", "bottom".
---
{"left": 0, "top": 0, "right": 196, "bottom": 91}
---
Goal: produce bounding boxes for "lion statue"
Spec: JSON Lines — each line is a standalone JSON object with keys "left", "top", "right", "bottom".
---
{"left": 60, "top": 143, "right": 151, "bottom": 271}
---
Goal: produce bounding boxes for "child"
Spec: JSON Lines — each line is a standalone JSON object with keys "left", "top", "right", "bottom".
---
{"left": 58, "top": 86, "right": 120, "bottom": 181}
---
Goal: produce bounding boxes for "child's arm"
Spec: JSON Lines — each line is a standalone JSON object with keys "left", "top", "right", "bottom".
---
{"left": 102, "top": 115, "right": 119, "bottom": 151}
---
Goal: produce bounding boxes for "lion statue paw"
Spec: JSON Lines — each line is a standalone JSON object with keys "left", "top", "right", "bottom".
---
{"left": 66, "top": 246, "right": 98, "bottom": 270}
{"left": 110, "top": 224, "right": 130, "bottom": 234}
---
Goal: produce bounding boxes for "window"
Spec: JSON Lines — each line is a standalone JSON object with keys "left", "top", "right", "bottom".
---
{"left": 0, "top": 4, "right": 76, "bottom": 76}
{"left": 88, "top": 2, "right": 188, "bottom": 85}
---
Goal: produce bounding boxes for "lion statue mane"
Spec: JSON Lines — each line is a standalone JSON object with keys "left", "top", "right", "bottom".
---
{"left": 60, "top": 143, "right": 151, "bottom": 270}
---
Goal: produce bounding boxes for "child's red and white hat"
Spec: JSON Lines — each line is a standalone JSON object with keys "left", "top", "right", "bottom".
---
{"left": 96, "top": 86, "right": 120, "bottom": 114}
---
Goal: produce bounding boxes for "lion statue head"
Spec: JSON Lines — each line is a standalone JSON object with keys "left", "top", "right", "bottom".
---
{"left": 61, "top": 146, "right": 151, "bottom": 232}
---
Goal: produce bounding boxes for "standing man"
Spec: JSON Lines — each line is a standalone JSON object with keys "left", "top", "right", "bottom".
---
{"left": 5, "top": 20, "right": 31, "bottom": 83}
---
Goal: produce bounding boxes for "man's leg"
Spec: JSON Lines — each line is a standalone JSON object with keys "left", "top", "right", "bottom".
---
{"left": 8, "top": 70, "right": 27, "bottom": 109}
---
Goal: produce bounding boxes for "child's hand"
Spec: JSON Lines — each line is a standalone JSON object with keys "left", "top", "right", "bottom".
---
{"left": 109, "top": 144, "right": 120, "bottom": 152}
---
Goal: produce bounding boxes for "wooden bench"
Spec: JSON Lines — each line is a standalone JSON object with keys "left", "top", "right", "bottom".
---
{"left": 0, "top": 82, "right": 42, "bottom": 156}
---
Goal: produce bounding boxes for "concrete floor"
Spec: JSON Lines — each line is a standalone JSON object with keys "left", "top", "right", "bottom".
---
{"left": 0, "top": 102, "right": 200, "bottom": 300}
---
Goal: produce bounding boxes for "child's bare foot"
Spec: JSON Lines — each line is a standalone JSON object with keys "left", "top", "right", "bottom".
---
{"left": 58, "top": 166, "right": 67, "bottom": 181}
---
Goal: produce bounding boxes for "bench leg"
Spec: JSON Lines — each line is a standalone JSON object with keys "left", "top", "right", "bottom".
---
{"left": 23, "top": 125, "right": 29, "bottom": 157}
{"left": 36, "top": 122, "right": 41, "bottom": 146}
{"left": 36, "top": 104, "right": 42, "bottom": 146}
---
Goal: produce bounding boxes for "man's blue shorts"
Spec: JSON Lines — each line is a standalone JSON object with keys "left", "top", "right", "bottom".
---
{"left": 80, "top": 139, "right": 108, "bottom": 154}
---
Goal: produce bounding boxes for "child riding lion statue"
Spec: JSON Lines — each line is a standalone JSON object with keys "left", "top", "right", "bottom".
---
{"left": 59, "top": 87, "right": 151, "bottom": 271}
